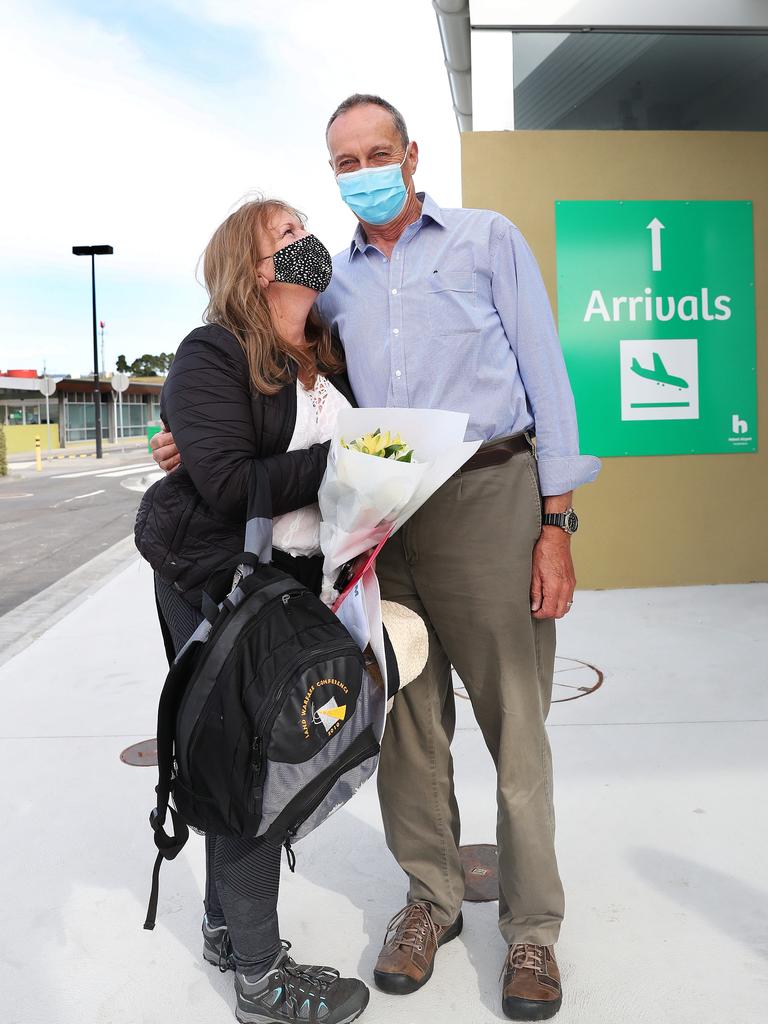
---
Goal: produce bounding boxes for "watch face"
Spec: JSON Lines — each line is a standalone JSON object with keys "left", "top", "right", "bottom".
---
{"left": 566, "top": 510, "right": 579, "bottom": 533}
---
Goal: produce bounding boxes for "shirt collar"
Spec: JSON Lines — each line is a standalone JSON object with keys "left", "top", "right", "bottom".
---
{"left": 347, "top": 192, "right": 445, "bottom": 261}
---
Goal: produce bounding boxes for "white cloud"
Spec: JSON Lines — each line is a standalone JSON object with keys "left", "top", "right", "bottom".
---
{"left": 0, "top": 0, "right": 462, "bottom": 369}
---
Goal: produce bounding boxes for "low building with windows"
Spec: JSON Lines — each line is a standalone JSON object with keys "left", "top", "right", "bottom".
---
{"left": 0, "top": 371, "right": 163, "bottom": 454}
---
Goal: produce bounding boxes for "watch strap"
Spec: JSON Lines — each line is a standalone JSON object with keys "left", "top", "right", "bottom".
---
{"left": 542, "top": 513, "right": 568, "bottom": 528}
{"left": 542, "top": 508, "right": 578, "bottom": 534}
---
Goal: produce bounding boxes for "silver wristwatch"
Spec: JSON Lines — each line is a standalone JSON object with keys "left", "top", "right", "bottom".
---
{"left": 541, "top": 507, "right": 579, "bottom": 534}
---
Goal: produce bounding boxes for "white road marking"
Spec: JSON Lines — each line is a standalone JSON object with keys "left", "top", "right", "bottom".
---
{"left": 53, "top": 489, "right": 106, "bottom": 508}
{"left": 68, "top": 489, "right": 105, "bottom": 501}
{"left": 52, "top": 462, "right": 150, "bottom": 480}
{"left": 95, "top": 465, "right": 156, "bottom": 479}
{"left": 0, "top": 492, "right": 34, "bottom": 499}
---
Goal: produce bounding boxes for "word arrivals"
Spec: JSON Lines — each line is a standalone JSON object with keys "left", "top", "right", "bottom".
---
{"left": 584, "top": 287, "right": 732, "bottom": 323}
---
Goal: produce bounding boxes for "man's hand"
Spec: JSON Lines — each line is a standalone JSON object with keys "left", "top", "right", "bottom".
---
{"left": 530, "top": 480, "right": 577, "bottom": 621}
{"left": 151, "top": 428, "right": 181, "bottom": 474}
{"left": 530, "top": 529, "right": 576, "bottom": 619}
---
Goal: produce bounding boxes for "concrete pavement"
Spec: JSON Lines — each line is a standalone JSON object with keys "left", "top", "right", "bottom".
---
{"left": 1, "top": 545, "right": 766, "bottom": 1024}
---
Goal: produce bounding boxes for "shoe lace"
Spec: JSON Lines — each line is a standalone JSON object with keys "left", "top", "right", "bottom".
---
{"left": 385, "top": 901, "right": 438, "bottom": 954}
{"left": 275, "top": 942, "right": 341, "bottom": 1018}
{"left": 283, "top": 959, "right": 340, "bottom": 989}
{"left": 502, "top": 942, "right": 546, "bottom": 980}
{"left": 217, "top": 930, "right": 234, "bottom": 973}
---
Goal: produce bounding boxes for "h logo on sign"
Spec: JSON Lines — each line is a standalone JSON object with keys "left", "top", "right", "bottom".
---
{"left": 732, "top": 414, "right": 748, "bottom": 435}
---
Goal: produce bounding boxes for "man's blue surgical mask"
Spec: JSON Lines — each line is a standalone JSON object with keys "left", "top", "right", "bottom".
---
{"left": 336, "top": 149, "right": 410, "bottom": 225}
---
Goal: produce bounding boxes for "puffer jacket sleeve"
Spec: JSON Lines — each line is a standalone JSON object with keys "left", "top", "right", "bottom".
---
{"left": 162, "top": 331, "right": 329, "bottom": 520}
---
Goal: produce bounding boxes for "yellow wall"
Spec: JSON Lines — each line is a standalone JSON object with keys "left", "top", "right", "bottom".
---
{"left": 3, "top": 425, "right": 53, "bottom": 455}
{"left": 462, "top": 131, "right": 767, "bottom": 588}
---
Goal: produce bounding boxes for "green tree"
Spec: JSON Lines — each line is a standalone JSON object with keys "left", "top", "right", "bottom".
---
{"left": 129, "top": 354, "right": 163, "bottom": 376}
{"left": 0, "top": 424, "right": 7, "bottom": 477}
{"left": 114, "top": 352, "right": 175, "bottom": 376}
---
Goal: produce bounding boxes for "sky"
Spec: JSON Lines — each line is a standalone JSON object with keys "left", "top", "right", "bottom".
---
{"left": 0, "top": 0, "right": 462, "bottom": 376}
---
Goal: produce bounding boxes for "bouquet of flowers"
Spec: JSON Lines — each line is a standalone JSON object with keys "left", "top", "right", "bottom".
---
{"left": 318, "top": 407, "right": 481, "bottom": 723}
{"left": 341, "top": 429, "right": 415, "bottom": 463}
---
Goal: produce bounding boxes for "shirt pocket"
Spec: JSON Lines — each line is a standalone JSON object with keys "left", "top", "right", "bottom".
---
{"left": 427, "top": 271, "right": 480, "bottom": 336}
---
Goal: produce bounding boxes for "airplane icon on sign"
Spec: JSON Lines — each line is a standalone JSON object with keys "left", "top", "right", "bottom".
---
{"left": 630, "top": 351, "right": 689, "bottom": 390}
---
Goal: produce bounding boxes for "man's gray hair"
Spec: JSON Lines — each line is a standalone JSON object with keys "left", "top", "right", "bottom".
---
{"left": 326, "top": 94, "right": 409, "bottom": 150}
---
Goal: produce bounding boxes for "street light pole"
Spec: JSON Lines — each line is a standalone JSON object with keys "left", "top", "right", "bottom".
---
{"left": 89, "top": 252, "right": 102, "bottom": 457}
{"left": 72, "top": 244, "right": 113, "bottom": 459}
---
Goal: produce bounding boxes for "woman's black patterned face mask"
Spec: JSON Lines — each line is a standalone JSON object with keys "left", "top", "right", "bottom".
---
{"left": 270, "top": 233, "right": 333, "bottom": 293}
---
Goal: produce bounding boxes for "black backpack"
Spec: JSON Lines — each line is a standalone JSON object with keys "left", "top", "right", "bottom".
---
{"left": 144, "top": 463, "right": 392, "bottom": 930}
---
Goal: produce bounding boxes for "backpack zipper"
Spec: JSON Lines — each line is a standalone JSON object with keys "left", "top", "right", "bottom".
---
{"left": 252, "top": 639, "right": 363, "bottom": 738}
{"left": 179, "top": 588, "right": 305, "bottom": 778}
{"left": 282, "top": 733, "right": 381, "bottom": 864}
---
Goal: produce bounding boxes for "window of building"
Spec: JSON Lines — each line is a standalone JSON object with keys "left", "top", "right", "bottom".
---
{"left": 0, "top": 399, "right": 61, "bottom": 426}
{"left": 512, "top": 32, "right": 768, "bottom": 131}
{"left": 63, "top": 393, "right": 109, "bottom": 442}
{"left": 114, "top": 392, "right": 152, "bottom": 437}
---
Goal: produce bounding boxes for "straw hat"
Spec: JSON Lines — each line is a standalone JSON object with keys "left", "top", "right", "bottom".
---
{"left": 380, "top": 600, "right": 429, "bottom": 711}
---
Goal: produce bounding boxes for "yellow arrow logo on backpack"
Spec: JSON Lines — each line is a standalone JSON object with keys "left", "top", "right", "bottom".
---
{"left": 320, "top": 704, "right": 347, "bottom": 722}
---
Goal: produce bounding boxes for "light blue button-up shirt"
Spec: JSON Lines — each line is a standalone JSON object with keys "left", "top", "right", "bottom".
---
{"left": 316, "top": 193, "right": 600, "bottom": 495}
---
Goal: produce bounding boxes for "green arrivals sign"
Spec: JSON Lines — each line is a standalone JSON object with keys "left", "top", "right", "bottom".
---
{"left": 555, "top": 201, "right": 757, "bottom": 456}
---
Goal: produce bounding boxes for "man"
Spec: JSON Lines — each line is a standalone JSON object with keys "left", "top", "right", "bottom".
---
{"left": 153, "top": 94, "right": 599, "bottom": 1021}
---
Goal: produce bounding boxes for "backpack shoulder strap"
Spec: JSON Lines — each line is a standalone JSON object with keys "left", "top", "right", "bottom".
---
{"left": 144, "top": 462, "right": 274, "bottom": 930}
{"left": 143, "top": 642, "right": 199, "bottom": 929}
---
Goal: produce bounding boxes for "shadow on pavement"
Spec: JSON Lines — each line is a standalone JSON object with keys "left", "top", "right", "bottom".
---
{"left": 629, "top": 846, "right": 768, "bottom": 958}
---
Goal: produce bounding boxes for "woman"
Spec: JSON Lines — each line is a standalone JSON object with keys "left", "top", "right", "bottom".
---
{"left": 135, "top": 198, "right": 368, "bottom": 1024}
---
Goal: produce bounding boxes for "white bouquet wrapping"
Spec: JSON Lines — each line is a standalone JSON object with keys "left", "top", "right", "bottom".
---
{"left": 318, "top": 408, "right": 481, "bottom": 709}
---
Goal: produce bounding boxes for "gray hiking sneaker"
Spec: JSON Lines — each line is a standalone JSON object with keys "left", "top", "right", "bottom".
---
{"left": 235, "top": 941, "right": 369, "bottom": 1024}
{"left": 203, "top": 916, "right": 235, "bottom": 972}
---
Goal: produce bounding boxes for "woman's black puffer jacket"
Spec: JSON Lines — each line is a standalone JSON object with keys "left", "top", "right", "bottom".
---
{"left": 135, "top": 323, "right": 354, "bottom": 603}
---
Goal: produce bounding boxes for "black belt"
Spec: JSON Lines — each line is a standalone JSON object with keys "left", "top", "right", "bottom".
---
{"left": 462, "top": 432, "right": 534, "bottom": 474}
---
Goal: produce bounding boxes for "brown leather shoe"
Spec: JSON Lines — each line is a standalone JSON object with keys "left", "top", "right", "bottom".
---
{"left": 501, "top": 943, "right": 562, "bottom": 1020}
{"left": 373, "top": 901, "right": 463, "bottom": 995}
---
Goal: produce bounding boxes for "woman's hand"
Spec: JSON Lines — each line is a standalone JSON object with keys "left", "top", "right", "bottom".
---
{"left": 150, "top": 429, "right": 182, "bottom": 473}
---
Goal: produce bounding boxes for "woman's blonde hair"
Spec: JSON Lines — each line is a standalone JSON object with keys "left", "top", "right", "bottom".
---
{"left": 201, "top": 197, "right": 343, "bottom": 395}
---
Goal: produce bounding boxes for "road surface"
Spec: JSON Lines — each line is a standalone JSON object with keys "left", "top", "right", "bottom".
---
{"left": 0, "top": 450, "right": 161, "bottom": 617}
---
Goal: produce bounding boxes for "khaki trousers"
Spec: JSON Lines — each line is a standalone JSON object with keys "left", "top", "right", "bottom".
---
{"left": 376, "top": 447, "right": 563, "bottom": 946}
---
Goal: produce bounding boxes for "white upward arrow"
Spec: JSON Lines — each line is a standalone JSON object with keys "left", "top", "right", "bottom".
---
{"left": 646, "top": 217, "right": 665, "bottom": 272}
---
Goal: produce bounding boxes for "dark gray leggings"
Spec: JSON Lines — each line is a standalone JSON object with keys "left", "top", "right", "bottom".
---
{"left": 154, "top": 575, "right": 282, "bottom": 974}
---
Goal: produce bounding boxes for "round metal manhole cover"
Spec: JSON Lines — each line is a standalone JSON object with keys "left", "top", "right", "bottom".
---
{"left": 454, "top": 655, "right": 603, "bottom": 704}
{"left": 460, "top": 843, "right": 498, "bottom": 902}
{"left": 549, "top": 655, "right": 604, "bottom": 703}
{"left": 120, "top": 738, "right": 158, "bottom": 766}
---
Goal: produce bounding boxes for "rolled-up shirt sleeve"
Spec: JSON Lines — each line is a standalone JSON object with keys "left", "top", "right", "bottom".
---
{"left": 491, "top": 221, "right": 601, "bottom": 496}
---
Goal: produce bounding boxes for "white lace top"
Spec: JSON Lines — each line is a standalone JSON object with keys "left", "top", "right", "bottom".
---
{"left": 272, "top": 375, "right": 351, "bottom": 557}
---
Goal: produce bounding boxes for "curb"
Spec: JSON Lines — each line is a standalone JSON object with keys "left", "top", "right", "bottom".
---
{"left": 8, "top": 442, "right": 148, "bottom": 464}
{"left": 0, "top": 535, "right": 139, "bottom": 668}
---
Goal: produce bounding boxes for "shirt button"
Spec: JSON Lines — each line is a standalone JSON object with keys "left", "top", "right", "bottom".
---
{"left": 391, "top": 289, "right": 398, "bottom": 295}
{"left": 392, "top": 328, "right": 400, "bottom": 335}
{"left": 395, "top": 370, "right": 402, "bottom": 378}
